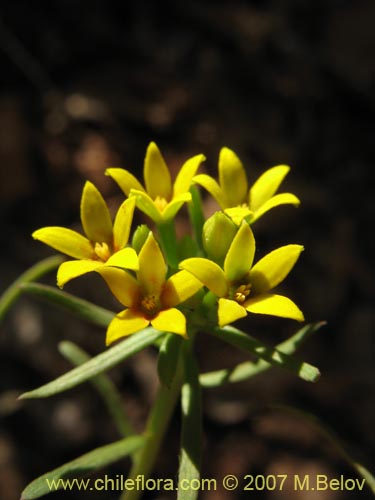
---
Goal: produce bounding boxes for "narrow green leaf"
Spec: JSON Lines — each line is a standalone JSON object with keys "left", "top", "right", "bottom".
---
{"left": 59, "top": 341, "right": 134, "bottom": 437}
{"left": 20, "top": 282, "right": 115, "bottom": 328}
{"left": 20, "top": 328, "right": 163, "bottom": 399}
{"left": 211, "top": 325, "right": 320, "bottom": 383}
{"left": 21, "top": 435, "right": 144, "bottom": 500}
{"left": 271, "top": 404, "right": 375, "bottom": 495}
{"left": 157, "top": 333, "right": 182, "bottom": 387}
{"left": 200, "top": 322, "right": 324, "bottom": 387}
{"left": 178, "top": 344, "right": 202, "bottom": 500}
{"left": 0, "top": 255, "right": 63, "bottom": 322}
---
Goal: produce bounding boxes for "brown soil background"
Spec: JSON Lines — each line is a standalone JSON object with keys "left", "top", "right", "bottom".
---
{"left": 0, "top": 1, "right": 374, "bottom": 499}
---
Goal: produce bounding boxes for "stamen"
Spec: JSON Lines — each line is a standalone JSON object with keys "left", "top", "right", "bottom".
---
{"left": 94, "top": 242, "right": 111, "bottom": 261}
{"left": 233, "top": 283, "right": 251, "bottom": 303}
{"left": 141, "top": 294, "right": 158, "bottom": 315}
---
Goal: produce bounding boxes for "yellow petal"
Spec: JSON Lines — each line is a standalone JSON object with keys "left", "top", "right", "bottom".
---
{"left": 251, "top": 193, "right": 300, "bottom": 223}
{"left": 179, "top": 258, "right": 228, "bottom": 297}
{"left": 80, "top": 181, "right": 113, "bottom": 244}
{"left": 249, "top": 244, "right": 304, "bottom": 294}
{"left": 137, "top": 232, "right": 166, "bottom": 296}
{"left": 218, "top": 298, "right": 247, "bottom": 327}
{"left": 173, "top": 154, "right": 206, "bottom": 196}
{"left": 192, "top": 174, "right": 226, "bottom": 208}
{"left": 151, "top": 308, "right": 186, "bottom": 336}
{"left": 162, "top": 270, "right": 203, "bottom": 308}
{"left": 224, "top": 222, "right": 255, "bottom": 282}
{"left": 245, "top": 293, "right": 304, "bottom": 321}
{"left": 106, "top": 247, "right": 139, "bottom": 270}
{"left": 249, "top": 165, "right": 291, "bottom": 212}
{"left": 113, "top": 197, "right": 136, "bottom": 250}
{"left": 161, "top": 193, "right": 191, "bottom": 221}
{"left": 106, "top": 309, "right": 149, "bottom": 345}
{"left": 130, "top": 189, "right": 164, "bottom": 224}
{"left": 32, "top": 227, "right": 94, "bottom": 260}
{"left": 218, "top": 147, "right": 248, "bottom": 207}
{"left": 57, "top": 260, "right": 103, "bottom": 288}
{"left": 144, "top": 142, "right": 172, "bottom": 201}
{"left": 97, "top": 267, "right": 140, "bottom": 308}
{"left": 106, "top": 168, "right": 145, "bottom": 196}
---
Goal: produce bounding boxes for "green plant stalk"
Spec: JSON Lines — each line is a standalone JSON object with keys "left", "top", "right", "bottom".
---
{"left": 0, "top": 255, "right": 63, "bottom": 322}
{"left": 188, "top": 186, "right": 205, "bottom": 254}
{"left": 157, "top": 220, "right": 179, "bottom": 271}
{"left": 121, "top": 351, "right": 183, "bottom": 500}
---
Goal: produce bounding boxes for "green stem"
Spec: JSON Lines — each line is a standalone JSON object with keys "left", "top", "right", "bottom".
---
{"left": 0, "top": 255, "right": 64, "bottom": 322}
{"left": 121, "top": 350, "right": 183, "bottom": 500}
{"left": 157, "top": 220, "right": 179, "bottom": 271}
{"left": 188, "top": 186, "right": 205, "bottom": 254}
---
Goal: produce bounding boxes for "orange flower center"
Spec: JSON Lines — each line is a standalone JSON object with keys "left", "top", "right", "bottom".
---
{"left": 94, "top": 242, "right": 111, "bottom": 262}
{"left": 140, "top": 294, "right": 159, "bottom": 317}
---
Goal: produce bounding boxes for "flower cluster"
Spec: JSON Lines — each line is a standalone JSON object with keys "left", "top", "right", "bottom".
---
{"left": 33, "top": 142, "right": 303, "bottom": 345}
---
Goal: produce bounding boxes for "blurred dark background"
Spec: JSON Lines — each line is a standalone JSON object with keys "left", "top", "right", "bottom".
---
{"left": 0, "top": 1, "right": 374, "bottom": 499}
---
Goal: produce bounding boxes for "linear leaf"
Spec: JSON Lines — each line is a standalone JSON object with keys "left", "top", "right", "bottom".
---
{"left": 20, "top": 328, "right": 163, "bottom": 399}
{"left": 21, "top": 435, "right": 144, "bottom": 499}
{"left": 211, "top": 325, "right": 320, "bottom": 383}
{"left": 59, "top": 341, "right": 134, "bottom": 437}
{"left": 200, "top": 322, "right": 324, "bottom": 387}
{"left": 20, "top": 282, "right": 115, "bottom": 328}
{"left": 0, "top": 255, "right": 63, "bottom": 322}
{"left": 157, "top": 333, "right": 182, "bottom": 387}
{"left": 178, "top": 344, "right": 202, "bottom": 500}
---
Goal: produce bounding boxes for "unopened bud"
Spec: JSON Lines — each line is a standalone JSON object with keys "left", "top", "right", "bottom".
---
{"left": 132, "top": 224, "right": 150, "bottom": 253}
{"left": 203, "top": 212, "right": 238, "bottom": 266}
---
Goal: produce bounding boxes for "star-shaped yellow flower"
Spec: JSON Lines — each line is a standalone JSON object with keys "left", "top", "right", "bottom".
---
{"left": 32, "top": 181, "right": 138, "bottom": 287}
{"left": 98, "top": 232, "right": 203, "bottom": 345}
{"left": 193, "top": 147, "right": 300, "bottom": 224}
{"left": 180, "top": 222, "right": 304, "bottom": 327}
{"left": 106, "top": 142, "right": 205, "bottom": 224}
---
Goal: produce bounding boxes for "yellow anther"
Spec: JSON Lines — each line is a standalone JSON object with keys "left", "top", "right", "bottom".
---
{"left": 94, "top": 242, "right": 111, "bottom": 261}
{"left": 233, "top": 283, "right": 251, "bottom": 303}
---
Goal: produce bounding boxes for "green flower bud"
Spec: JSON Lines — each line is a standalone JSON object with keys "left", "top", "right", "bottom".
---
{"left": 203, "top": 211, "right": 238, "bottom": 266}
{"left": 131, "top": 224, "right": 150, "bottom": 253}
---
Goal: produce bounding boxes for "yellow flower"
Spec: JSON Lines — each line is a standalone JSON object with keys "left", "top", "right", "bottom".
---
{"left": 193, "top": 147, "right": 300, "bottom": 224}
{"left": 98, "top": 232, "right": 203, "bottom": 345}
{"left": 106, "top": 142, "right": 205, "bottom": 224}
{"left": 32, "top": 181, "right": 138, "bottom": 287}
{"left": 180, "top": 222, "right": 304, "bottom": 327}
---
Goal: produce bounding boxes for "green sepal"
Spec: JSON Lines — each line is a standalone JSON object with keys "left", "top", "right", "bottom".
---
{"left": 157, "top": 333, "right": 183, "bottom": 387}
{"left": 21, "top": 435, "right": 144, "bottom": 499}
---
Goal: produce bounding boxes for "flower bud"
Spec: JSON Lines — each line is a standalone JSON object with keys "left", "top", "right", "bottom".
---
{"left": 131, "top": 224, "right": 150, "bottom": 253}
{"left": 203, "top": 211, "right": 238, "bottom": 266}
